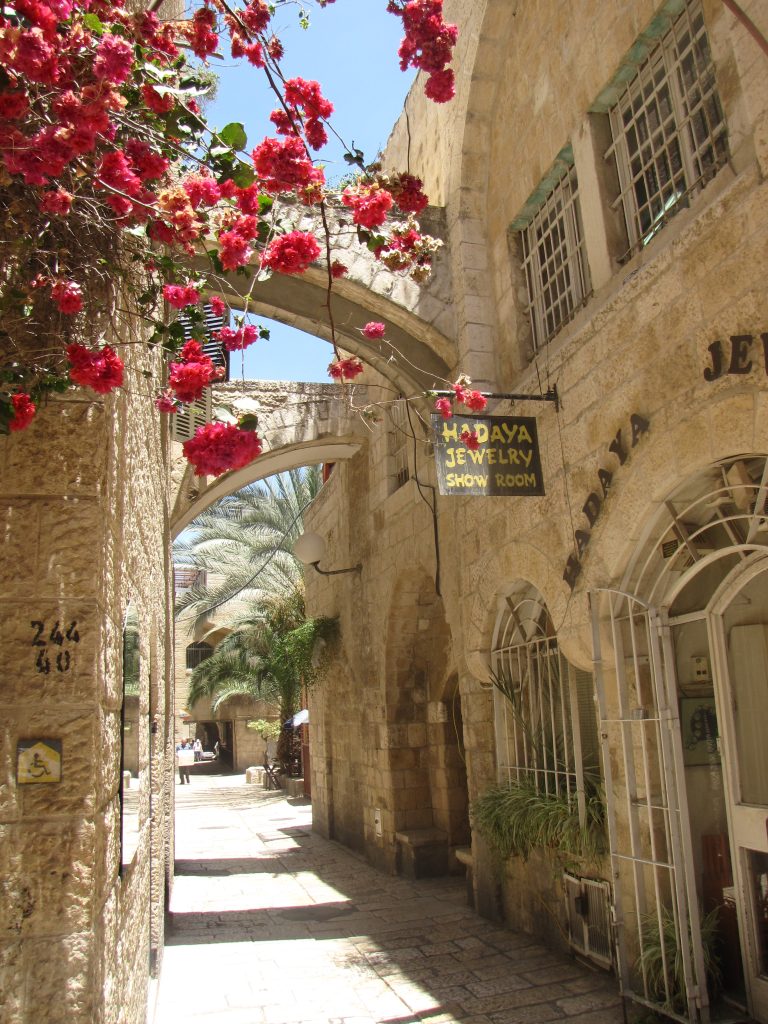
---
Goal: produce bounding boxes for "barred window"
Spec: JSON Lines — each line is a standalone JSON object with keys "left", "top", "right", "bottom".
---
{"left": 186, "top": 641, "right": 213, "bottom": 670}
{"left": 174, "top": 568, "right": 207, "bottom": 592}
{"left": 491, "top": 583, "right": 599, "bottom": 823}
{"left": 606, "top": 0, "right": 727, "bottom": 255}
{"left": 389, "top": 398, "right": 410, "bottom": 491}
{"left": 520, "top": 163, "right": 591, "bottom": 352}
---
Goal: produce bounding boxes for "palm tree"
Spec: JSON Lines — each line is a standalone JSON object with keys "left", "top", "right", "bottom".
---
{"left": 174, "top": 467, "right": 336, "bottom": 763}
{"left": 174, "top": 465, "right": 322, "bottom": 626}
{"left": 187, "top": 583, "right": 336, "bottom": 717}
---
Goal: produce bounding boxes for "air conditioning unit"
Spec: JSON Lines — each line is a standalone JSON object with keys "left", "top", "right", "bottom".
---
{"left": 563, "top": 872, "right": 614, "bottom": 969}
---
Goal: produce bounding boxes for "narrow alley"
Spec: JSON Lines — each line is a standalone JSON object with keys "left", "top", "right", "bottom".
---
{"left": 150, "top": 779, "right": 624, "bottom": 1024}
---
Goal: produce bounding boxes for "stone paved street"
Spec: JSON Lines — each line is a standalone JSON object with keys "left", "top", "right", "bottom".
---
{"left": 150, "top": 777, "right": 624, "bottom": 1024}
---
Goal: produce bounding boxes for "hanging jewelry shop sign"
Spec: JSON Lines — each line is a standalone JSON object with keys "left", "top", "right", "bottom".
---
{"left": 431, "top": 414, "right": 545, "bottom": 497}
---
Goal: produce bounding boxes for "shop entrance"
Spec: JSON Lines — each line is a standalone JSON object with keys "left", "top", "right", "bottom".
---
{"left": 592, "top": 455, "right": 768, "bottom": 1023}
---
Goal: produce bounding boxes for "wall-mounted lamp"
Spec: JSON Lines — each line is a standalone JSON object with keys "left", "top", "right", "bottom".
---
{"left": 293, "top": 531, "right": 361, "bottom": 576}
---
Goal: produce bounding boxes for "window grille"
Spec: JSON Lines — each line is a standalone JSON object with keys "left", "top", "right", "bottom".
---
{"left": 186, "top": 641, "right": 213, "bottom": 670}
{"left": 389, "top": 398, "right": 410, "bottom": 491}
{"left": 564, "top": 873, "right": 613, "bottom": 969}
{"left": 491, "top": 583, "right": 599, "bottom": 825}
{"left": 171, "top": 303, "right": 228, "bottom": 443}
{"left": 606, "top": 0, "right": 727, "bottom": 255}
{"left": 520, "top": 164, "right": 591, "bottom": 352}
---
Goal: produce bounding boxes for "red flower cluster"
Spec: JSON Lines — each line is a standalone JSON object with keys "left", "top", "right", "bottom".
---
{"left": 67, "top": 343, "right": 124, "bottom": 394}
{"left": 342, "top": 184, "right": 394, "bottom": 229}
{"left": 163, "top": 283, "right": 200, "bottom": 310}
{"left": 362, "top": 322, "right": 386, "bottom": 340}
{"left": 389, "top": 0, "right": 458, "bottom": 103}
{"left": 453, "top": 382, "right": 487, "bottom": 411}
{"left": 252, "top": 136, "right": 323, "bottom": 194}
{"left": 183, "top": 421, "right": 263, "bottom": 477}
{"left": 9, "top": 392, "right": 36, "bottom": 431}
{"left": 460, "top": 426, "right": 480, "bottom": 451}
{"left": 209, "top": 295, "right": 226, "bottom": 317}
{"left": 168, "top": 340, "right": 223, "bottom": 404}
{"left": 155, "top": 390, "right": 180, "bottom": 414}
{"left": 328, "top": 357, "right": 364, "bottom": 382}
{"left": 261, "top": 231, "right": 321, "bottom": 275}
{"left": 215, "top": 324, "right": 259, "bottom": 352}
{"left": 433, "top": 381, "right": 488, "bottom": 420}
{"left": 390, "top": 173, "right": 429, "bottom": 215}
{"left": 51, "top": 278, "right": 83, "bottom": 314}
{"left": 270, "top": 78, "right": 334, "bottom": 151}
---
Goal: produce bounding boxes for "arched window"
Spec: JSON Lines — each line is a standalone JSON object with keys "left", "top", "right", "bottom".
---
{"left": 186, "top": 641, "right": 213, "bottom": 670}
{"left": 491, "top": 582, "right": 599, "bottom": 820}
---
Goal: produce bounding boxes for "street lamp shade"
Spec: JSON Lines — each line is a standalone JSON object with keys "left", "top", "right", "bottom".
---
{"left": 293, "top": 531, "right": 326, "bottom": 566}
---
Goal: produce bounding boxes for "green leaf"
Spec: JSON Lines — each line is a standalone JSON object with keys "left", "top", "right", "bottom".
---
{"left": 230, "top": 161, "right": 255, "bottom": 188}
{"left": 218, "top": 122, "right": 248, "bottom": 151}
{"left": 258, "top": 194, "right": 274, "bottom": 215}
{"left": 83, "top": 12, "right": 104, "bottom": 34}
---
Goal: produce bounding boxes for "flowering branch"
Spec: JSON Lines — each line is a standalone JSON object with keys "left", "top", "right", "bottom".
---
{"left": 0, "top": 0, "right": 462, "bottom": 475}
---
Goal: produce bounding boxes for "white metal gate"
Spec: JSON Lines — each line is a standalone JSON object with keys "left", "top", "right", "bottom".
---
{"left": 590, "top": 589, "right": 710, "bottom": 1022}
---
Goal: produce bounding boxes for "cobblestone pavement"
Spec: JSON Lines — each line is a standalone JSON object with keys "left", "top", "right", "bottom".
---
{"left": 150, "top": 776, "right": 624, "bottom": 1024}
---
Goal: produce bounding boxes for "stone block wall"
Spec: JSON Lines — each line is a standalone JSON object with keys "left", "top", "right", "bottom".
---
{"left": 304, "top": 0, "right": 768, "bottom": 960}
{"left": 0, "top": 326, "right": 174, "bottom": 1023}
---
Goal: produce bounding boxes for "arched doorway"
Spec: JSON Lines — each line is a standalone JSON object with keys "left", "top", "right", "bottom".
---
{"left": 592, "top": 454, "right": 768, "bottom": 1022}
{"left": 384, "top": 573, "right": 470, "bottom": 877}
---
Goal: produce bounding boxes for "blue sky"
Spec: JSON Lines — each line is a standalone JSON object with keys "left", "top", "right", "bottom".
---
{"left": 208, "top": 2, "right": 416, "bottom": 382}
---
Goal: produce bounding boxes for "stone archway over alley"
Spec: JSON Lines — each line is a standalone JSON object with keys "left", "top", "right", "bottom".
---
{"left": 151, "top": 778, "right": 624, "bottom": 1024}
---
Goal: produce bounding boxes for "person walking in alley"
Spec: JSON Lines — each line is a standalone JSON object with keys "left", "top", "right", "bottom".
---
{"left": 176, "top": 739, "right": 194, "bottom": 784}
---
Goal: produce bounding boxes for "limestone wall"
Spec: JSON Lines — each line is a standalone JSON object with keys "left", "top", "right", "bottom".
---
{"left": 306, "top": 0, "right": 768, "bottom": 954}
{"left": 0, "top": 327, "right": 174, "bottom": 1023}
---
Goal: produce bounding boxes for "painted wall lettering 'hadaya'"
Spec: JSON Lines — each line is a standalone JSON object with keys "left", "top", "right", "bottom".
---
{"left": 563, "top": 413, "right": 650, "bottom": 590}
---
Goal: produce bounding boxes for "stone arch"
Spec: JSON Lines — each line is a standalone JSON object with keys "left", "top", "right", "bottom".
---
{"left": 579, "top": 388, "right": 768, "bottom": 593}
{"left": 464, "top": 541, "right": 567, "bottom": 683}
{"left": 382, "top": 570, "right": 469, "bottom": 874}
{"left": 191, "top": 204, "right": 457, "bottom": 396}
{"left": 170, "top": 381, "right": 371, "bottom": 535}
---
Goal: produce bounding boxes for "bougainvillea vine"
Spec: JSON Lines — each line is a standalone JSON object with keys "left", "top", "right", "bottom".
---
{"left": 0, "top": 0, "right": 461, "bottom": 477}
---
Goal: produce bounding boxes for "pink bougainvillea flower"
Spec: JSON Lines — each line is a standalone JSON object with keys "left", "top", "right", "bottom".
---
{"left": 9, "top": 392, "right": 36, "bottom": 431}
{"left": 434, "top": 396, "right": 453, "bottom": 419}
{"left": 208, "top": 295, "right": 226, "bottom": 317}
{"left": 183, "top": 421, "right": 263, "bottom": 477}
{"left": 461, "top": 427, "right": 480, "bottom": 451}
{"left": 260, "top": 231, "right": 321, "bottom": 275}
{"left": 463, "top": 389, "right": 487, "bottom": 412}
{"left": 167, "top": 340, "right": 223, "bottom": 404}
{"left": 214, "top": 324, "right": 259, "bottom": 352}
{"left": 425, "top": 68, "right": 455, "bottom": 103}
{"left": 41, "top": 189, "right": 73, "bottom": 215}
{"left": 252, "top": 136, "right": 320, "bottom": 193}
{"left": 362, "top": 322, "right": 386, "bottom": 340}
{"left": 51, "top": 279, "right": 83, "bottom": 315}
{"left": 328, "top": 357, "right": 364, "bottom": 382}
{"left": 93, "top": 35, "right": 134, "bottom": 85}
{"left": 390, "top": 173, "right": 429, "bottom": 214}
{"left": 67, "top": 343, "right": 124, "bottom": 394}
{"left": 330, "top": 260, "right": 348, "bottom": 279}
{"left": 341, "top": 184, "right": 394, "bottom": 229}
{"left": 155, "top": 390, "right": 180, "bottom": 414}
{"left": 218, "top": 229, "right": 253, "bottom": 270}
{"left": 163, "top": 283, "right": 200, "bottom": 309}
